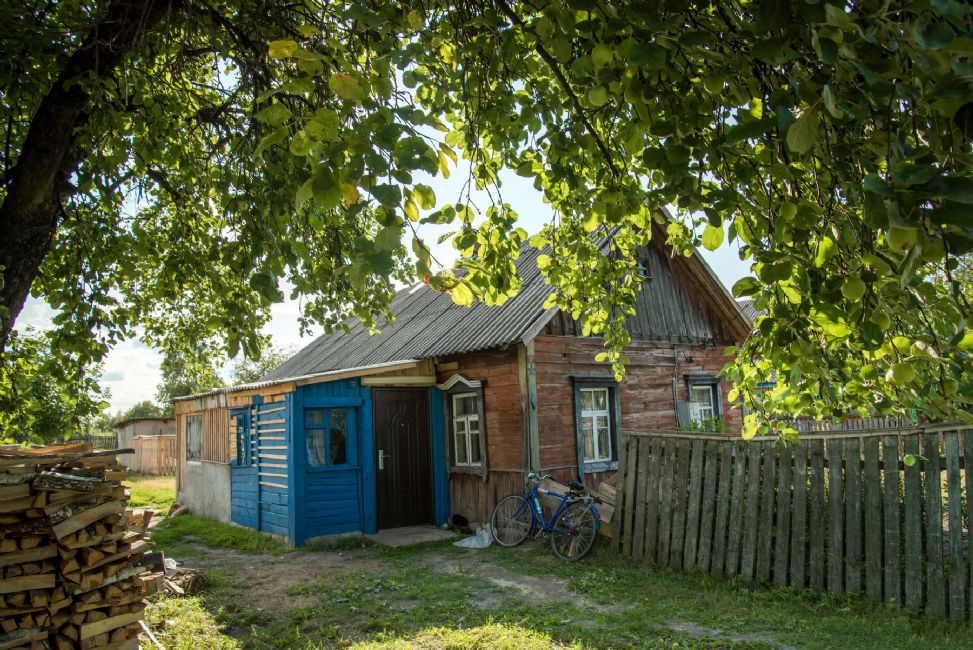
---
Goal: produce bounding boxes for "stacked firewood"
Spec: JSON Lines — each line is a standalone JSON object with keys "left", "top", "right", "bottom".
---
{"left": 0, "top": 443, "right": 163, "bottom": 649}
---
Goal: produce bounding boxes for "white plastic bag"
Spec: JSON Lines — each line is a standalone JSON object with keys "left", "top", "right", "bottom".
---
{"left": 453, "top": 523, "right": 494, "bottom": 548}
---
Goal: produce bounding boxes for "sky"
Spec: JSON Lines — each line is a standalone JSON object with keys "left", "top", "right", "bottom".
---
{"left": 18, "top": 169, "right": 751, "bottom": 413}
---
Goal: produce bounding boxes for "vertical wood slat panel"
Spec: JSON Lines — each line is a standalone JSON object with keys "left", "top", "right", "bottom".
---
{"left": 657, "top": 439, "right": 675, "bottom": 563}
{"left": 964, "top": 431, "right": 973, "bottom": 619}
{"left": 772, "top": 444, "right": 793, "bottom": 587}
{"left": 739, "top": 442, "right": 762, "bottom": 581}
{"left": 725, "top": 442, "right": 748, "bottom": 576}
{"left": 903, "top": 434, "right": 923, "bottom": 611}
{"left": 882, "top": 435, "right": 902, "bottom": 605}
{"left": 924, "top": 432, "right": 946, "bottom": 619}
{"left": 670, "top": 439, "right": 691, "bottom": 569}
{"left": 696, "top": 440, "right": 719, "bottom": 573}
{"left": 944, "top": 431, "right": 965, "bottom": 621}
{"left": 863, "top": 437, "right": 883, "bottom": 601}
{"left": 827, "top": 439, "right": 844, "bottom": 593}
{"left": 789, "top": 441, "right": 808, "bottom": 589}
{"left": 711, "top": 442, "right": 733, "bottom": 576}
{"left": 682, "top": 439, "right": 705, "bottom": 571}
{"left": 632, "top": 437, "right": 651, "bottom": 562}
{"left": 755, "top": 442, "right": 776, "bottom": 583}
{"left": 620, "top": 435, "right": 638, "bottom": 556}
{"left": 844, "top": 438, "right": 863, "bottom": 595}
{"left": 643, "top": 439, "right": 662, "bottom": 565}
{"left": 808, "top": 439, "right": 826, "bottom": 591}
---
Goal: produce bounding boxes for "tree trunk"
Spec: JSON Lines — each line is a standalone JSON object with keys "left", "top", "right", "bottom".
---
{"left": 0, "top": 0, "right": 179, "bottom": 351}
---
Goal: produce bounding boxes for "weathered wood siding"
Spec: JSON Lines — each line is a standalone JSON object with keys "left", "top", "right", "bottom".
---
{"left": 436, "top": 348, "right": 525, "bottom": 522}
{"left": 533, "top": 336, "right": 740, "bottom": 483}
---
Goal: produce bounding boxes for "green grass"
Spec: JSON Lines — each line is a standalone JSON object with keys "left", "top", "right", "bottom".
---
{"left": 149, "top": 515, "right": 290, "bottom": 558}
{"left": 143, "top": 520, "right": 973, "bottom": 650}
{"left": 127, "top": 473, "right": 176, "bottom": 511}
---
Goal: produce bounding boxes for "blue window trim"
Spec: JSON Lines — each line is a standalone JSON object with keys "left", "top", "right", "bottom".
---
{"left": 229, "top": 406, "right": 251, "bottom": 467}
{"left": 303, "top": 398, "right": 361, "bottom": 473}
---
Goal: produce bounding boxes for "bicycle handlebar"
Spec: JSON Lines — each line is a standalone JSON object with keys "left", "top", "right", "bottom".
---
{"left": 526, "top": 472, "right": 555, "bottom": 484}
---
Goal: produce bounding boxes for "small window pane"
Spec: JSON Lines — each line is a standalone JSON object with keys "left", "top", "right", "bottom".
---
{"left": 690, "top": 386, "right": 712, "bottom": 405}
{"left": 455, "top": 432, "right": 468, "bottom": 464}
{"left": 455, "top": 419, "right": 466, "bottom": 435}
{"left": 329, "top": 408, "right": 347, "bottom": 465}
{"left": 306, "top": 408, "right": 324, "bottom": 427}
{"left": 467, "top": 417, "right": 479, "bottom": 433}
{"left": 307, "top": 428, "right": 327, "bottom": 466}
{"left": 582, "top": 417, "right": 594, "bottom": 458}
{"left": 581, "top": 390, "right": 594, "bottom": 411}
{"left": 592, "top": 388, "right": 608, "bottom": 410}
{"left": 470, "top": 432, "right": 481, "bottom": 464}
{"left": 186, "top": 415, "right": 202, "bottom": 461}
{"left": 454, "top": 394, "right": 475, "bottom": 416}
{"left": 597, "top": 423, "right": 611, "bottom": 461}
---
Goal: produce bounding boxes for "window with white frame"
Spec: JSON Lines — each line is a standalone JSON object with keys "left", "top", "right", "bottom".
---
{"left": 451, "top": 393, "right": 481, "bottom": 467}
{"left": 579, "top": 387, "right": 612, "bottom": 462}
{"left": 186, "top": 415, "right": 202, "bottom": 462}
{"left": 686, "top": 378, "right": 721, "bottom": 428}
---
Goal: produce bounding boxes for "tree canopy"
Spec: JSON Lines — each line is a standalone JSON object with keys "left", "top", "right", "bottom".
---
{"left": 2, "top": 0, "right": 973, "bottom": 440}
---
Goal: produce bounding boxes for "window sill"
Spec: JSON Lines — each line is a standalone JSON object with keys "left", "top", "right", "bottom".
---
{"left": 449, "top": 465, "right": 484, "bottom": 476}
{"left": 583, "top": 460, "right": 618, "bottom": 474}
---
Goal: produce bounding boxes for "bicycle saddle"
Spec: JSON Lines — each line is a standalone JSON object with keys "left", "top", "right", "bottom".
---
{"left": 567, "top": 480, "right": 585, "bottom": 491}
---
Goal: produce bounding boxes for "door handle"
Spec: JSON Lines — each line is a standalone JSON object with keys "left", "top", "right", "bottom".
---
{"left": 378, "top": 449, "right": 392, "bottom": 470}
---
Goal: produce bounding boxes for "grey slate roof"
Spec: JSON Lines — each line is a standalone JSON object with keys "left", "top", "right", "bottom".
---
{"left": 261, "top": 245, "right": 554, "bottom": 381}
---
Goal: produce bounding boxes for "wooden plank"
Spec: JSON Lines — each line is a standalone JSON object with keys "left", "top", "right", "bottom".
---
{"left": 808, "top": 439, "right": 826, "bottom": 591}
{"left": 696, "top": 440, "right": 719, "bottom": 572}
{"left": 0, "top": 544, "right": 56, "bottom": 568}
{"left": 789, "top": 440, "right": 808, "bottom": 589}
{"left": 903, "top": 434, "right": 923, "bottom": 610}
{"left": 828, "top": 440, "right": 845, "bottom": 594}
{"left": 882, "top": 435, "right": 902, "bottom": 605}
{"left": 643, "top": 437, "right": 662, "bottom": 565}
{"left": 682, "top": 439, "right": 705, "bottom": 571}
{"left": 620, "top": 436, "right": 637, "bottom": 556}
{"left": 711, "top": 442, "right": 733, "bottom": 576}
{"left": 52, "top": 501, "right": 124, "bottom": 539}
{"left": 631, "top": 437, "right": 650, "bottom": 562}
{"left": 259, "top": 481, "right": 288, "bottom": 489}
{"left": 773, "top": 444, "right": 793, "bottom": 586}
{"left": 669, "top": 439, "right": 690, "bottom": 569}
{"left": 80, "top": 609, "right": 144, "bottom": 639}
{"left": 755, "top": 442, "right": 776, "bottom": 583}
{"left": 739, "top": 441, "right": 762, "bottom": 581}
{"left": 944, "top": 431, "right": 965, "bottom": 620}
{"left": 863, "top": 436, "right": 883, "bottom": 601}
{"left": 924, "top": 432, "right": 946, "bottom": 618}
{"left": 725, "top": 441, "right": 747, "bottom": 576}
{"left": 0, "top": 574, "right": 55, "bottom": 593}
{"left": 964, "top": 431, "right": 973, "bottom": 621}
{"left": 843, "top": 437, "right": 862, "bottom": 595}
{"left": 656, "top": 438, "right": 674, "bottom": 564}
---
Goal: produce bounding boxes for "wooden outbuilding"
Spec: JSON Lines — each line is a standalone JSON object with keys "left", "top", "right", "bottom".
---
{"left": 114, "top": 417, "right": 176, "bottom": 475}
{"left": 174, "top": 228, "right": 752, "bottom": 545}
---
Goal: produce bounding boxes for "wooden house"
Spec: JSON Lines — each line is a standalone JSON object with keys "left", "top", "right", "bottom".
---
{"left": 173, "top": 231, "right": 751, "bottom": 545}
{"left": 114, "top": 416, "right": 176, "bottom": 474}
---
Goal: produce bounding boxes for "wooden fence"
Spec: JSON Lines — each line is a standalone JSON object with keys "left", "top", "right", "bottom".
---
{"left": 615, "top": 426, "right": 973, "bottom": 620}
{"left": 125, "top": 434, "right": 177, "bottom": 474}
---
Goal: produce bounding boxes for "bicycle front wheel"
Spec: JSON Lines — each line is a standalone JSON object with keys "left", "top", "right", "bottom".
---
{"left": 491, "top": 494, "right": 533, "bottom": 547}
{"left": 550, "top": 501, "right": 598, "bottom": 561}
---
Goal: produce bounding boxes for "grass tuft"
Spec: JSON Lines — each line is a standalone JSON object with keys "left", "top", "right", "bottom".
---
{"left": 127, "top": 473, "right": 176, "bottom": 511}
{"left": 149, "top": 515, "right": 290, "bottom": 556}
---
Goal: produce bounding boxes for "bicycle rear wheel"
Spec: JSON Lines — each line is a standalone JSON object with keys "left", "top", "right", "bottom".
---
{"left": 491, "top": 495, "right": 533, "bottom": 547}
{"left": 550, "top": 501, "right": 598, "bottom": 561}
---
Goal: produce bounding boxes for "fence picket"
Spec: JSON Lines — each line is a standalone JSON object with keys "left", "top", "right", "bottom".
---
{"left": 657, "top": 438, "right": 675, "bottom": 563}
{"left": 632, "top": 437, "right": 651, "bottom": 562}
{"left": 756, "top": 442, "right": 776, "bottom": 582}
{"left": 882, "top": 435, "right": 902, "bottom": 605}
{"left": 827, "top": 439, "right": 844, "bottom": 593}
{"left": 740, "top": 442, "right": 762, "bottom": 581}
{"left": 711, "top": 442, "right": 733, "bottom": 576}
{"left": 670, "top": 440, "right": 691, "bottom": 568}
{"left": 683, "top": 439, "right": 705, "bottom": 571}
{"left": 696, "top": 440, "right": 719, "bottom": 572}
{"left": 619, "top": 436, "right": 636, "bottom": 554}
{"left": 844, "top": 437, "right": 863, "bottom": 595}
{"left": 773, "top": 444, "right": 793, "bottom": 586}
{"left": 924, "top": 433, "right": 946, "bottom": 618}
{"left": 725, "top": 442, "right": 747, "bottom": 576}
{"left": 808, "top": 440, "right": 825, "bottom": 591}
{"left": 944, "top": 432, "right": 965, "bottom": 620}
{"left": 789, "top": 441, "right": 808, "bottom": 589}
{"left": 863, "top": 437, "right": 883, "bottom": 601}
{"left": 903, "top": 434, "right": 923, "bottom": 610}
{"left": 643, "top": 437, "right": 662, "bottom": 565}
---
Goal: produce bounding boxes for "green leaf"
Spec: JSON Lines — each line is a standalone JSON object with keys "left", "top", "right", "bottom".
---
{"left": 374, "top": 223, "right": 404, "bottom": 252}
{"left": 815, "top": 237, "right": 836, "bottom": 268}
{"left": 731, "top": 276, "right": 761, "bottom": 298}
{"left": 329, "top": 73, "right": 365, "bottom": 101}
{"left": 254, "top": 103, "right": 292, "bottom": 125}
{"left": 786, "top": 107, "right": 818, "bottom": 154}
{"left": 822, "top": 85, "right": 842, "bottom": 119}
{"left": 268, "top": 40, "right": 298, "bottom": 59}
{"left": 448, "top": 282, "right": 474, "bottom": 307}
{"left": 413, "top": 184, "right": 436, "bottom": 210}
{"left": 370, "top": 184, "right": 401, "bottom": 207}
{"left": 701, "top": 224, "right": 724, "bottom": 251}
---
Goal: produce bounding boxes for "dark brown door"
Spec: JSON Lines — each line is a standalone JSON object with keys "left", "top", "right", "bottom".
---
{"left": 373, "top": 389, "right": 433, "bottom": 529}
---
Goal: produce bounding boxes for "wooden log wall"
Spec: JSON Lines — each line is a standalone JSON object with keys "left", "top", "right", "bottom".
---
{"left": 615, "top": 427, "right": 973, "bottom": 621}
{"left": 127, "top": 435, "right": 176, "bottom": 475}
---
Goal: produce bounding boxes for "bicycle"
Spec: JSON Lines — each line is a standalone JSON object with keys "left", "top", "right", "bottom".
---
{"left": 490, "top": 472, "right": 600, "bottom": 561}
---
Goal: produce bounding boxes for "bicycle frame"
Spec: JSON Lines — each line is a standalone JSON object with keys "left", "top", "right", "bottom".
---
{"left": 519, "top": 481, "right": 600, "bottom": 536}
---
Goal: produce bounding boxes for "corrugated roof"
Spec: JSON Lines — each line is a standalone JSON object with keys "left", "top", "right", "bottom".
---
{"left": 736, "top": 298, "right": 761, "bottom": 326}
{"left": 261, "top": 244, "right": 554, "bottom": 381}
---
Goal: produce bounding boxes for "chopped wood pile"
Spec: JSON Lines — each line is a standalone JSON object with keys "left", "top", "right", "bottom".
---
{"left": 0, "top": 443, "right": 163, "bottom": 650}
